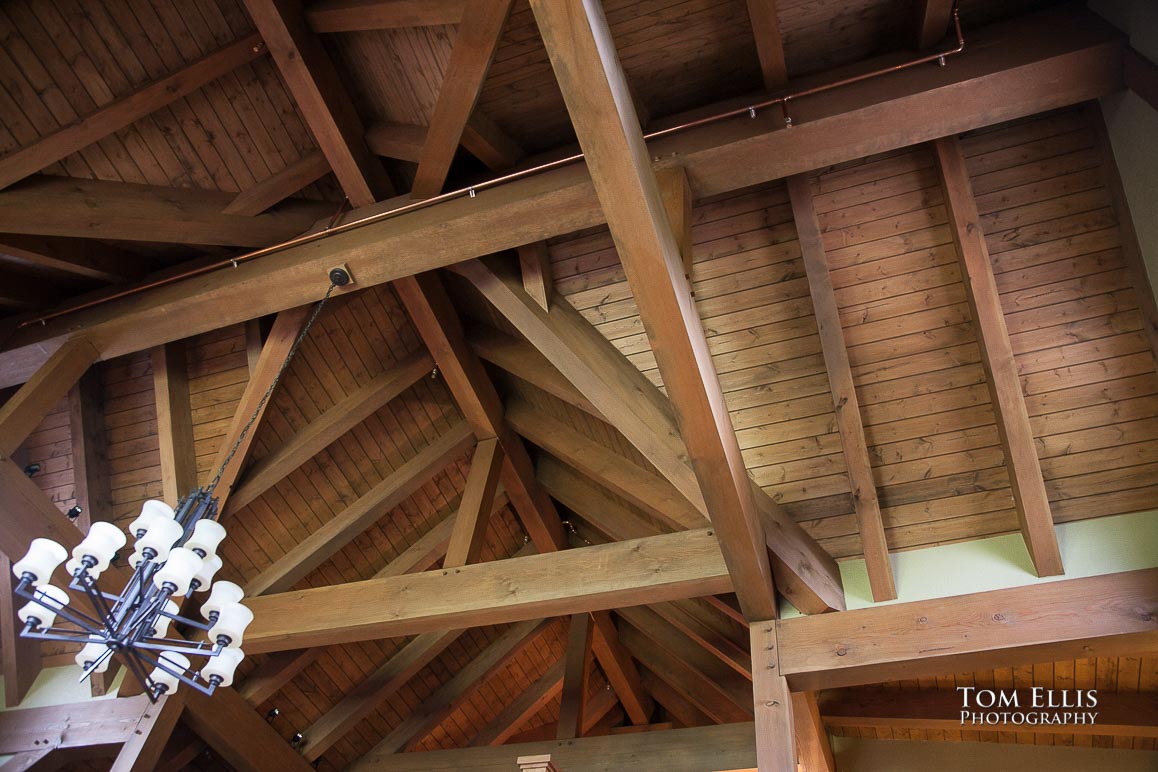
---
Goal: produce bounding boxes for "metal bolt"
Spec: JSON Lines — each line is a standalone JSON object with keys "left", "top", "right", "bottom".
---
{"left": 748, "top": 106, "right": 757, "bottom": 119}
{"left": 993, "top": 613, "right": 1005, "bottom": 622}
{"left": 468, "top": 187, "right": 477, "bottom": 198}
{"left": 836, "top": 647, "right": 848, "bottom": 657}
{"left": 938, "top": 55, "right": 947, "bottom": 67}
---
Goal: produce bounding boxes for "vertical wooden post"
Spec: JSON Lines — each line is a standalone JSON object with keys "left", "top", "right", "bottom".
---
{"left": 68, "top": 369, "right": 111, "bottom": 530}
{"left": 518, "top": 242, "right": 554, "bottom": 311}
{"left": 444, "top": 437, "right": 504, "bottom": 567}
{"left": 557, "top": 612, "right": 594, "bottom": 740}
{"left": 110, "top": 693, "right": 187, "bottom": 772}
{"left": 656, "top": 165, "right": 694, "bottom": 277}
{"left": 934, "top": 136, "right": 1064, "bottom": 577}
{"left": 750, "top": 622, "right": 796, "bottom": 772}
{"left": 151, "top": 342, "right": 198, "bottom": 504}
{"left": 0, "top": 556, "right": 40, "bottom": 707}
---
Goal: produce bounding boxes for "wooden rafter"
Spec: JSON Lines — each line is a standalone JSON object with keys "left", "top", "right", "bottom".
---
{"left": 0, "top": 35, "right": 265, "bottom": 191}
{"left": 0, "top": 557, "right": 40, "bottom": 707}
{"left": 0, "top": 6, "right": 1124, "bottom": 387}
{"left": 1125, "top": 47, "right": 1158, "bottom": 112}
{"left": 914, "top": 0, "right": 956, "bottom": 49}
{"left": 181, "top": 689, "right": 311, "bottom": 771}
{"left": 0, "top": 235, "right": 150, "bottom": 284}
{"left": 787, "top": 173, "right": 895, "bottom": 601}
{"left": 454, "top": 261, "right": 844, "bottom": 614}
{"left": 517, "top": 242, "right": 553, "bottom": 312}
{"left": 557, "top": 613, "right": 594, "bottom": 740}
{"left": 445, "top": 437, "right": 505, "bottom": 567}
{"left": 745, "top": 0, "right": 788, "bottom": 90}
{"left": 67, "top": 369, "right": 111, "bottom": 529}
{"left": 222, "top": 150, "right": 332, "bottom": 216}
{"left": 934, "top": 135, "right": 1063, "bottom": 577}
{"left": 306, "top": 0, "right": 465, "bottom": 33}
{"left": 469, "top": 660, "right": 565, "bottom": 746}
{"left": 151, "top": 342, "right": 198, "bottom": 504}
{"left": 366, "top": 117, "right": 522, "bottom": 170}
{"left": 109, "top": 694, "right": 186, "bottom": 772}
{"left": 777, "top": 568, "right": 1158, "bottom": 691}
{"left": 0, "top": 695, "right": 155, "bottom": 754}
{"left": 0, "top": 337, "right": 98, "bottom": 457}
{"left": 244, "top": 0, "right": 393, "bottom": 206}
{"left": 410, "top": 0, "right": 516, "bottom": 198}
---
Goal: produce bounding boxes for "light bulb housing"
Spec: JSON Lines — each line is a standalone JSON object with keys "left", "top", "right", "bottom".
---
{"left": 13, "top": 538, "right": 68, "bottom": 586}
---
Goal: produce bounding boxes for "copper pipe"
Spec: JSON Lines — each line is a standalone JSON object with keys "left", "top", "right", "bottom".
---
{"left": 20, "top": 3, "right": 963, "bottom": 329}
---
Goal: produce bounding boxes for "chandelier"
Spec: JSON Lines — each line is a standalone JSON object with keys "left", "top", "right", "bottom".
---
{"left": 10, "top": 270, "right": 348, "bottom": 702}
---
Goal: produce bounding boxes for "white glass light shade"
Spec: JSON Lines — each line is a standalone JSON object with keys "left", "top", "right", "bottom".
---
{"left": 136, "top": 517, "right": 184, "bottom": 562}
{"left": 128, "top": 499, "right": 175, "bottom": 537}
{"left": 65, "top": 557, "right": 86, "bottom": 579}
{"left": 152, "top": 548, "right": 203, "bottom": 596}
{"left": 190, "top": 554, "right": 223, "bottom": 593}
{"left": 200, "top": 647, "right": 244, "bottom": 687}
{"left": 72, "top": 522, "right": 127, "bottom": 573}
{"left": 209, "top": 602, "right": 253, "bottom": 647}
{"left": 75, "top": 640, "right": 111, "bottom": 673}
{"left": 200, "top": 580, "right": 244, "bottom": 620}
{"left": 17, "top": 584, "right": 69, "bottom": 628}
{"left": 12, "top": 538, "right": 67, "bottom": 586}
{"left": 128, "top": 550, "right": 147, "bottom": 569}
{"left": 149, "top": 651, "right": 190, "bottom": 694}
{"left": 185, "top": 519, "right": 226, "bottom": 556}
{"left": 151, "top": 600, "right": 181, "bottom": 637}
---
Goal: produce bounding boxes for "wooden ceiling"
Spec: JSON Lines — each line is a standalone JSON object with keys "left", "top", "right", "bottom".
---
{"left": 0, "top": 0, "right": 1156, "bottom": 770}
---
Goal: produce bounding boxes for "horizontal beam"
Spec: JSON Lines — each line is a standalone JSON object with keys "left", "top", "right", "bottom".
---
{"left": 0, "top": 695, "right": 152, "bottom": 753}
{"left": 0, "top": 235, "right": 151, "bottom": 283}
{"left": 243, "top": 528, "right": 731, "bottom": 653}
{"left": 349, "top": 721, "right": 756, "bottom": 771}
{"left": 0, "top": 6, "right": 1125, "bottom": 386}
{"left": 777, "top": 569, "right": 1158, "bottom": 691}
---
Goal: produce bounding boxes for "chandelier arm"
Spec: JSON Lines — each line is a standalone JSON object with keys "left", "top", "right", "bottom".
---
{"left": 13, "top": 583, "right": 109, "bottom": 631}
{"left": 77, "top": 646, "right": 117, "bottom": 681}
{"left": 133, "top": 639, "right": 221, "bottom": 656}
{"left": 121, "top": 648, "right": 160, "bottom": 702}
{"left": 20, "top": 626, "right": 101, "bottom": 643}
{"left": 132, "top": 647, "right": 217, "bottom": 698}
{"left": 76, "top": 571, "right": 119, "bottom": 631}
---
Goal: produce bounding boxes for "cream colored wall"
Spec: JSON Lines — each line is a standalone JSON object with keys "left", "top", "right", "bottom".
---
{"left": 1089, "top": 0, "right": 1158, "bottom": 306}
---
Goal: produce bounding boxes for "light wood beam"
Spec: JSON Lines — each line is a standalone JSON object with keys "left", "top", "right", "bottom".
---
{"left": 557, "top": 613, "right": 594, "bottom": 740}
{"left": 410, "top": 0, "right": 515, "bottom": 198}
{"left": 244, "top": 528, "right": 730, "bottom": 653}
{"left": 240, "top": 649, "right": 320, "bottom": 704}
{"left": 109, "top": 694, "right": 186, "bottom": 772}
{"left": 506, "top": 688, "right": 618, "bottom": 745}
{"left": 820, "top": 688, "right": 1158, "bottom": 738}
{"left": 0, "top": 557, "right": 40, "bottom": 707}
{"left": 517, "top": 242, "right": 553, "bottom": 312}
{"left": 222, "top": 150, "right": 331, "bottom": 216}
{"left": 0, "top": 176, "right": 330, "bottom": 247}
{"left": 0, "top": 6, "right": 1124, "bottom": 386}
{"left": 369, "top": 619, "right": 549, "bottom": 754}
{"left": 0, "top": 35, "right": 265, "bottom": 191}
{"left": 934, "top": 136, "right": 1063, "bottom": 577}
{"left": 225, "top": 349, "right": 433, "bottom": 514}
{"left": 211, "top": 305, "right": 311, "bottom": 513}
{"left": 589, "top": 611, "right": 654, "bottom": 726}
{"left": 745, "top": 0, "right": 788, "bottom": 90}
{"left": 151, "top": 342, "right": 198, "bottom": 504}
{"left": 444, "top": 437, "right": 504, "bottom": 567}
{"left": 0, "top": 235, "right": 150, "bottom": 284}
{"left": 792, "top": 691, "right": 835, "bottom": 772}
{"left": 244, "top": 0, "right": 393, "bottom": 206}
{"left": 0, "top": 337, "right": 98, "bottom": 457}
{"left": 778, "top": 568, "right": 1158, "bottom": 691}
{"left": 655, "top": 165, "right": 694, "bottom": 277}
{"left": 750, "top": 622, "right": 795, "bottom": 772}
{"left": 365, "top": 121, "right": 428, "bottom": 161}
{"left": 306, "top": 0, "right": 464, "bottom": 32}
{"left": 470, "top": 325, "right": 596, "bottom": 415}
{"left": 182, "top": 688, "right": 311, "bottom": 771}
{"left": 787, "top": 173, "right": 895, "bottom": 601}
{"left": 0, "top": 695, "right": 154, "bottom": 754}
{"left": 67, "top": 370, "right": 111, "bottom": 528}
{"left": 470, "top": 660, "right": 565, "bottom": 746}
{"left": 243, "top": 421, "right": 473, "bottom": 595}
{"left": 455, "top": 261, "right": 844, "bottom": 614}
{"left": 915, "top": 0, "right": 955, "bottom": 49}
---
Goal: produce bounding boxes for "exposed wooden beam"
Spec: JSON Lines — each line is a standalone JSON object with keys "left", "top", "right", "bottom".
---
{"left": 67, "top": 369, "right": 111, "bottom": 529}
{"left": 778, "top": 568, "right": 1158, "bottom": 691}
{"left": 240, "top": 649, "right": 320, "bottom": 704}
{"left": 1125, "top": 47, "right": 1158, "bottom": 113}
{"left": 151, "top": 342, "right": 198, "bottom": 504}
{"left": 306, "top": 0, "right": 465, "bottom": 33}
{"left": 368, "top": 619, "right": 549, "bottom": 755}
{"left": 787, "top": 173, "right": 894, "bottom": 601}
{"left": 0, "top": 176, "right": 330, "bottom": 247}
{"left": 517, "top": 242, "right": 553, "bottom": 312}
{"left": 821, "top": 688, "right": 1158, "bottom": 738}
{"left": 0, "top": 695, "right": 154, "bottom": 754}
{"left": 655, "top": 165, "right": 694, "bottom": 277}
{"left": 506, "top": 687, "right": 619, "bottom": 745}
{"left": 470, "top": 326, "right": 597, "bottom": 416}
{"left": 750, "top": 622, "right": 795, "bottom": 772}
{"left": 222, "top": 150, "right": 331, "bottom": 216}
{"left": 109, "top": 694, "right": 186, "bottom": 772}
{"left": 0, "top": 337, "right": 98, "bottom": 457}
{"left": 224, "top": 349, "right": 433, "bottom": 514}
{"left": 470, "top": 660, "right": 565, "bottom": 746}
{"left": 455, "top": 261, "right": 843, "bottom": 614}
{"left": 211, "top": 305, "right": 311, "bottom": 514}
{"left": 589, "top": 611, "right": 654, "bottom": 726}
{"left": 367, "top": 117, "right": 522, "bottom": 170}
{"left": 791, "top": 691, "right": 835, "bottom": 772}
{"left": 0, "top": 235, "right": 150, "bottom": 284}
{"left": 934, "top": 136, "right": 1063, "bottom": 577}
{"left": 0, "top": 6, "right": 1124, "bottom": 386}
{"left": 915, "top": 0, "right": 955, "bottom": 50}
{"left": 0, "top": 557, "right": 40, "bottom": 707}
{"left": 0, "top": 457, "right": 79, "bottom": 561}
{"left": 244, "top": 0, "right": 393, "bottom": 206}
{"left": 365, "top": 121, "right": 428, "bottom": 162}
{"left": 182, "top": 688, "right": 311, "bottom": 772}
{"left": 0, "top": 35, "right": 265, "bottom": 191}
{"left": 244, "top": 528, "right": 730, "bottom": 652}
{"left": 444, "top": 437, "right": 504, "bottom": 567}
{"left": 745, "top": 0, "right": 788, "bottom": 90}
{"left": 243, "top": 421, "right": 473, "bottom": 595}
{"left": 410, "top": 0, "right": 515, "bottom": 197}
{"left": 557, "top": 613, "right": 594, "bottom": 740}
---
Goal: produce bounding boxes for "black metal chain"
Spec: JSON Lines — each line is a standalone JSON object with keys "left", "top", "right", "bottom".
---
{"left": 205, "top": 282, "right": 339, "bottom": 499}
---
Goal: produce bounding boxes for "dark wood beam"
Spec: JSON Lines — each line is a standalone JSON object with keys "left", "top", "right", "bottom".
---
{"left": 306, "top": 0, "right": 464, "bottom": 33}
{"left": 787, "top": 173, "right": 894, "bottom": 601}
{"left": 934, "top": 136, "right": 1063, "bottom": 577}
{"left": 0, "top": 176, "right": 330, "bottom": 247}
{"left": 469, "top": 660, "right": 565, "bottom": 746}
{"left": 1124, "top": 47, "right": 1158, "bottom": 112}
{"left": 109, "top": 694, "right": 186, "bottom": 772}
{"left": 67, "top": 369, "right": 112, "bottom": 529}
{"left": 0, "top": 35, "right": 265, "bottom": 191}
{"left": 517, "top": 242, "right": 553, "bottom": 312}
{"left": 243, "top": 529, "right": 730, "bottom": 653}
{"left": 0, "top": 337, "right": 98, "bottom": 457}
{"left": 0, "top": 557, "right": 40, "bottom": 707}
{"left": 557, "top": 613, "right": 594, "bottom": 740}
{"left": 745, "top": 0, "right": 788, "bottom": 90}
{"left": 444, "top": 437, "right": 504, "bottom": 567}
{"left": 222, "top": 150, "right": 331, "bottom": 216}
{"left": 589, "top": 611, "right": 653, "bottom": 726}
{"left": 914, "top": 0, "right": 955, "bottom": 49}
{"left": 655, "top": 166, "right": 694, "bottom": 277}
{"left": 182, "top": 688, "right": 311, "bottom": 772}
{"left": 777, "top": 569, "right": 1158, "bottom": 691}
{"left": 0, "top": 7, "right": 1125, "bottom": 386}
{"left": 367, "top": 117, "right": 522, "bottom": 170}
{"left": 244, "top": 0, "right": 393, "bottom": 206}
{"left": 151, "top": 342, "right": 198, "bottom": 504}
{"left": 0, "top": 235, "right": 150, "bottom": 284}
{"left": 410, "top": 0, "right": 515, "bottom": 198}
